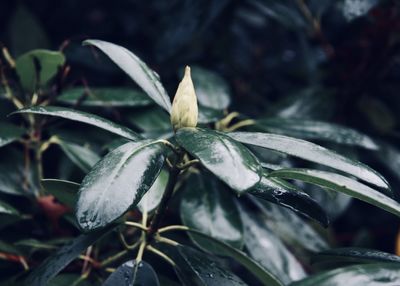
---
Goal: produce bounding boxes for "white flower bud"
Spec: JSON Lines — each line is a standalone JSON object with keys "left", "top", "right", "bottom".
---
{"left": 171, "top": 66, "right": 198, "bottom": 131}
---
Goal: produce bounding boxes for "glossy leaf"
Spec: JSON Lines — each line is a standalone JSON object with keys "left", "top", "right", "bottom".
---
{"left": 0, "top": 122, "right": 25, "bottom": 148}
{"left": 58, "top": 87, "right": 152, "bottom": 107}
{"left": 312, "top": 248, "right": 400, "bottom": 267}
{"left": 255, "top": 118, "right": 378, "bottom": 150}
{"left": 24, "top": 227, "right": 114, "bottom": 286}
{"left": 15, "top": 49, "right": 65, "bottom": 91}
{"left": 229, "top": 132, "right": 389, "bottom": 189}
{"left": 103, "top": 260, "right": 160, "bottom": 286}
{"left": 190, "top": 66, "right": 231, "bottom": 110}
{"left": 175, "top": 128, "right": 262, "bottom": 193}
{"left": 165, "top": 228, "right": 283, "bottom": 286}
{"left": 180, "top": 173, "right": 244, "bottom": 252}
{"left": 251, "top": 198, "right": 329, "bottom": 253}
{"left": 291, "top": 263, "right": 400, "bottom": 286}
{"left": 56, "top": 139, "right": 101, "bottom": 172}
{"left": 137, "top": 169, "right": 169, "bottom": 213}
{"left": 341, "top": 0, "right": 379, "bottom": 22}
{"left": 76, "top": 140, "right": 167, "bottom": 231}
{"left": 239, "top": 203, "right": 306, "bottom": 284}
{"left": 12, "top": 106, "right": 141, "bottom": 141}
{"left": 0, "top": 200, "right": 19, "bottom": 216}
{"left": 175, "top": 245, "right": 248, "bottom": 285}
{"left": 270, "top": 168, "right": 400, "bottom": 218}
{"left": 41, "top": 179, "right": 79, "bottom": 208}
{"left": 84, "top": 39, "right": 172, "bottom": 112}
{"left": 198, "top": 106, "right": 225, "bottom": 124}
{"left": 128, "top": 107, "right": 171, "bottom": 132}
{"left": 250, "top": 173, "right": 329, "bottom": 226}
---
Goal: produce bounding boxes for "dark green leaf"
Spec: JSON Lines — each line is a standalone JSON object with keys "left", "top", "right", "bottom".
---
{"left": 0, "top": 240, "right": 21, "bottom": 255}
{"left": 340, "top": 0, "right": 379, "bottom": 22}
{"left": 165, "top": 228, "right": 283, "bottom": 286}
{"left": 41, "top": 179, "right": 79, "bottom": 208}
{"left": 127, "top": 107, "right": 171, "bottom": 132}
{"left": 0, "top": 122, "right": 25, "bottom": 148}
{"left": 175, "top": 245, "right": 248, "bottom": 286}
{"left": 15, "top": 50, "right": 65, "bottom": 92}
{"left": 180, "top": 173, "right": 244, "bottom": 252}
{"left": 24, "top": 227, "right": 114, "bottom": 286}
{"left": 290, "top": 263, "right": 400, "bottom": 286}
{"left": 83, "top": 40, "right": 172, "bottom": 112}
{"left": 239, "top": 203, "right": 306, "bottom": 284}
{"left": 312, "top": 248, "right": 400, "bottom": 268}
{"left": 0, "top": 200, "right": 20, "bottom": 216}
{"left": 12, "top": 106, "right": 141, "bottom": 141}
{"left": 56, "top": 138, "right": 100, "bottom": 172}
{"left": 190, "top": 66, "right": 231, "bottom": 110}
{"left": 58, "top": 87, "right": 152, "bottom": 107}
{"left": 103, "top": 260, "right": 160, "bottom": 286}
{"left": 198, "top": 106, "right": 225, "bottom": 124}
{"left": 255, "top": 118, "right": 378, "bottom": 150}
{"left": 175, "top": 128, "right": 262, "bottom": 193}
{"left": 137, "top": 169, "right": 169, "bottom": 213}
{"left": 251, "top": 198, "right": 329, "bottom": 253}
{"left": 250, "top": 173, "right": 329, "bottom": 226}
{"left": 229, "top": 132, "right": 389, "bottom": 189}
{"left": 48, "top": 274, "right": 90, "bottom": 286}
{"left": 76, "top": 140, "right": 167, "bottom": 231}
{"left": 270, "top": 168, "right": 400, "bottom": 218}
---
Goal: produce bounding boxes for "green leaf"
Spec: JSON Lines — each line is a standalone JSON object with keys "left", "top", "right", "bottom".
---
{"left": 165, "top": 228, "right": 283, "bottom": 286}
{"left": 270, "top": 168, "right": 400, "bottom": 218}
{"left": 58, "top": 87, "right": 153, "bottom": 107}
{"left": 175, "top": 128, "right": 262, "bottom": 193}
{"left": 198, "top": 106, "right": 225, "bottom": 124}
{"left": 0, "top": 200, "right": 20, "bottom": 216}
{"left": 190, "top": 66, "right": 231, "bottom": 110}
{"left": 0, "top": 122, "right": 25, "bottom": 148}
{"left": 76, "top": 140, "right": 167, "bottom": 231}
{"left": 180, "top": 173, "right": 244, "bottom": 252}
{"left": 174, "top": 245, "right": 248, "bottom": 285}
{"left": 252, "top": 198, "right": 329, "bottom": 253}
{"left": 137, "top": 169, "right": 169, "bottom": 213}
{"left": 290, "top": 263, "right": 400, "bottom": 286}
{"left": 340, "top": 0, "right": 379, "bottom": 22}
{"left": 128, "top": 107, "right": 171, "bottom": 132}
{"left": 228, "top": 132, "right": 389, "bottom": 189}
{"left": 0, "top": 240, "right": 21, "bottom": 255}
{"left": 12, "top": 106, "right": 141, "bottom": 141}
{"left": 15, "top": 49, "right": 65, "bottom": 92}
{"left": 41, "top": 179, "right": 79, "bottom": 208}
{"left": 312, "top": 248, "right": 400, "bottom": 268}
{"left": 255, "top": 118, "right": 378, "bottom": 150}
{"left": 83, "top": 39, "right": 172, "bottom": 112}
{"left": 239, "top": 203, "right": 306, "bottom": 284}
{"left": 48, "top": 274, "right": 90, "bottom": 286}
{"left": 103, "top": 260, "right": 160, "bottom": 286}
{"left": 56, "top": 138, "right": 100, "bottom": 173}
{"left": 24, "top": 227, "right": 114, "bottom": 286}
{"left": 250, "top": 173, "right": 329, "bottom": 226}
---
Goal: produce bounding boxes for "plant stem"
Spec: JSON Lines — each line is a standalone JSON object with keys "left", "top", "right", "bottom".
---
{"left": 146, "top": 245, "right": 176, "bottom": 266}
{"left": 147, "top": 166, "right": 181, "bottom": 240}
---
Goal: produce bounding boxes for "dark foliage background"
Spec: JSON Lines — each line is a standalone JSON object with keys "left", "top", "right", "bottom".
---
{"left": 1, "top": 0, "right": 400, "bottom": 281}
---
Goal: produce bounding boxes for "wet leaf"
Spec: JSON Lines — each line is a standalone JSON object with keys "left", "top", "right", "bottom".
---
{"left": 0, "top": 200, "right": 20, "bottom": 216}
{"left": 180, "top": 173, "right": 244, "bottom": 252}
{"left": 175, "top": 245, "right": 248, "bottom": 285}
{"left": 41, "top": 179, "right": 79, "bottom": 208}
{"left": 270, "top": 168, "right": 400, "bottom": 218}
{"left": 0, "top": 122, "right": 25, "bottom": 148}
{"left": 84, "top": 40, "right": 172, "bottom": 112}
{"left": 58, "top": 87, "right": 152, "bottom": 107}
{"left": 228, "top": 132, "right": 389, "bottom": 189}
{"left": 255, "top": 118, "right": 378, "bottom": 150}
{"left": 103, "top": 260, "right": 160, "bottom": 286}
{"left": 190, "top": 66, "right": 231, "bottom": 110}
{"left": 291, "top": 263, "right": 400, "bottom": 286}
{"left": 340, "top": 0, "right": 379, "bottom": 22}
{"left": 137, "top": 169, "right": 169, "bottom": 213}
{"left": 24, "top": 227, "right": 114, "bottom": 286}
{"left": 249, "top": 173, "right": 329, "bottom": 226}
{"left": 12, "top": 106, "right": 141, "bottom": 141}
{"left": 175, "top": 128, "right": 262, "bottom": 193}
{"left": 76, "top": 140, "right": 167, "bottom": 231}
{"left": 239, "top": 203, "right": 306, "bottom": 284}
{"left": 15, "top": 49, "right": 65, "bottom": 92}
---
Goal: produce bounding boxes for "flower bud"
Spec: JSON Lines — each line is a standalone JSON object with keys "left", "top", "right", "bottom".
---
{"left": 171, "top": 66, "right": 198, "bottom": 131}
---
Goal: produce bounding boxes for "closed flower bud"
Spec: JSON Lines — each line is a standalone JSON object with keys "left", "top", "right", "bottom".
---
{"left": 171, "top": 66, "right": 198, "bottom": 131}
